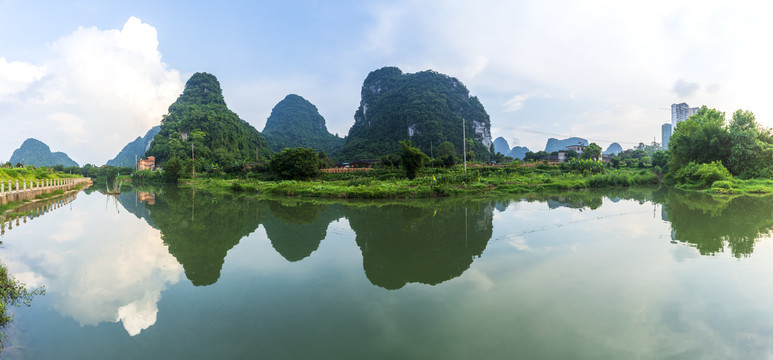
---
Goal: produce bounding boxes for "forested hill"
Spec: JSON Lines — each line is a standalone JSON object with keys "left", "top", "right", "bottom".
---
{"left": 544, "top": 137, "right": 589, "bottom": 153}
{"left": 262, "top": 94, "right": 344, "bottom": 155}
{"left": 340, "top": 67, "right": 493, "bottom": 160}
{"left": 145, "top": 72, "right": 271, "bottom": 168}
{"left": 107, "top": 126, "right": 161, "bottom": 167}
{"left": 9, "top": 138, "right": 79, "bottom": 167}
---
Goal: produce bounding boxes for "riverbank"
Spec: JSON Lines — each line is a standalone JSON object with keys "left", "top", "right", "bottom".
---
{"left": 0, "top": 179, "right": 91, "bottom": 218}
{"left": 181, "top": 167, "right": 660, "bottom": 199}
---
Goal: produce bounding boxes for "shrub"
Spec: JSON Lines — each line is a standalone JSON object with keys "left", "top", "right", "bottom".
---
{"left": 671, "top": 161, "right": 732, "bottom": 188}
{"left": 399, "top": 140, "right": 430, "bottom": 180}
{"left": 270, "top": 148, "right": 320, "bottom": 180}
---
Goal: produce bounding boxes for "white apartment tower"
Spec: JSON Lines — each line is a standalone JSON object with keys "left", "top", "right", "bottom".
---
{"left": 671, "top": 103, "right": 699, "bottom": 132}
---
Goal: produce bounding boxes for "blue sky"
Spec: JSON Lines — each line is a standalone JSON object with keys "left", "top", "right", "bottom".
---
{"left": 1, "top": 0, "right": 772, "bottom": 165}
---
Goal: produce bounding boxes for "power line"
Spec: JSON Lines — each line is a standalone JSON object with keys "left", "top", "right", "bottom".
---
{"left": 510, "top": 127, "right": 647, "bottom": 146}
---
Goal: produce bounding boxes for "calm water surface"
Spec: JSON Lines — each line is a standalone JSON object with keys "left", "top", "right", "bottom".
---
{"left": 2, "top": 187, "right": 773, "bottom": 359}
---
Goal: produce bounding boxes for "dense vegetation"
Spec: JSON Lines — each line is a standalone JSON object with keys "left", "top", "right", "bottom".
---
{"left": 145, "top": 72, "right": 272, "bottom": 172}
{"left": 106, "top": 126, "right": 161, "bottom": 167}
{"left": 666, "top": 106, "right": 773, "bottom": 192}
{"left": 340, "top": 67, "right": 493, "bottom": 160}
{"left": 261, "top": 94, "right": 344, "bottom": 156}
{"left": 269, "top": 147, "right": 321, "bottom": 180}
{"left": 8, "top": 138, "right": 78, "bottom": 167}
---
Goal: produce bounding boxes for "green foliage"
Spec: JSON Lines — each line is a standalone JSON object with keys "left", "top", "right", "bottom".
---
{"left": 581, "top": 143, "right": 602, "bottom": 160}
{"left": 340, "top": 67, "right": 492, "bottom": 161}
{"left": 667, "top": 107, "right": 773, "bottom": 181}
{"left": 524, "top": 151, "right": 549, "bottom": 162}
{"left": 437, "top": 141, "right": 456, "bottom": 157}
{"left": 164, "top": 157, "right": 183, "bottom": 183}
{"left": 317, "top": 151, "right": 333, "bottom": 169}
{"left": 651, "top": 150, "right": 670, "bottom": 170}
{"left": 262, "top": 94, "right": 345, "bottom": 156}
{"left": 145, "top": 72, "right": 271, "bottom": 173}
{"left": 726, "top": 110, "right": 773, "bottom": 179}
{"left": 566, "top": 158, "right": 606, "bottom": 174}
{"left": 270, "top": 148, "right": 320, "bottom": 180}
{"left": 633, "top": 141, "right": 662, "bottom": 155}
{"left": 668, "top": 106, "right": 730, "bottom": 173}
{"left": 670, "top": 161, "right": 732, "bottom": 188}
{"left": 131, "top": 169, "right": 165, "bottom": 184}
{"left": 399, "top": 140, "right": 430, "bottom": 179}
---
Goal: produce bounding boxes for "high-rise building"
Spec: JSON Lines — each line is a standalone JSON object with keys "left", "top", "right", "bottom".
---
{"left": 671, "top": 103, "right": 699, "bottom": 132}
{"left": 662, "top": 123, "right": 671, "bottom": 150}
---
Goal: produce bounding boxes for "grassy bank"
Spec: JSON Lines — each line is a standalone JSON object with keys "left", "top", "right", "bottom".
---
{"left": 0, "top": 167, "right": 80, "bottom": 182}
{"left": 703, "top": 178, "right": 773, "bottom": 195}
{"left": 183, "top": 166, "right": 660, "bottom": 199}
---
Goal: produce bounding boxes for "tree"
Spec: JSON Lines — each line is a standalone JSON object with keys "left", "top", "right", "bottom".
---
{"left": 668, "top": 106, "right": 730, "bottom": 173}
{"left": 163, "top": 157, "right": 183, "bottom": 183}
{"left": 581, "top": 143, "right": 602, "bottom": 160}
{"left": 437, "top": 141, "right": 456, "bottom": 157}
{"left": 652, "top": 150, "right": 670, "bottom": 170}
{"left": 567, "top": 150, "right": 579, "bottom": 160}
{"left": 726, "top": 110, "right": 773, "bottom": 178}
{"left": 270, "top": 147, "right": 320, "bottom": 180}
{"left": 317, "top": 151, "right": 333, "bottom": 169}
{"left": 524, "top": 151, "right": 548, "bottom": 162}
{"left": 399, "top": 140, "right": 429, "bottom": 179}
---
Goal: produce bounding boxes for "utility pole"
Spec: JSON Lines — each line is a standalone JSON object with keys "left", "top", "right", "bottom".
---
{"left": 462, "top": 118, "right": 467, "bottom": 173}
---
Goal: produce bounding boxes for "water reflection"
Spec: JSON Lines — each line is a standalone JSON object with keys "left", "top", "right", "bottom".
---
{"left": 262, "top": 201, "right": 344, "bottom": 262}
{"left": 1, "top": 190, "right": 182, "bottom": 337}
{"left": 347, "top": 201, "right": 494, "bottom": 290}
{"left": 139, "top": 188, "right": 263, "bottom": 286}
{"left": 6, "top": 184, "right": 773, "bottom": 348}
{"left": 662, "top": 191, "right": 773, "bottom": 258}
{"left": 0, "top": 193, "right": 78, "bottom": 236}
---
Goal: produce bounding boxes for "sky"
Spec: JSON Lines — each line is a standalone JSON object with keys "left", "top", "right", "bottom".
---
{"left": 1, "top": 0, "right": 772, "bottom": 165}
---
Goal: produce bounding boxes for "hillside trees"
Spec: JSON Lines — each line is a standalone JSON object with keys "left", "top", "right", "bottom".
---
{"left": 341, "top": 67, "right": 492, "bottom": 161}
{"left": 262, "top": 94, "right": 344, "bottom": 156}
{"left": 145, "top": 73, "right": 271, "bottom": 172}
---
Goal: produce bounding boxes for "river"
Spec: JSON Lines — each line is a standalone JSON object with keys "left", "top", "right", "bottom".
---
{"left": 1, "top": 186, "right": 773, "bottom": 359}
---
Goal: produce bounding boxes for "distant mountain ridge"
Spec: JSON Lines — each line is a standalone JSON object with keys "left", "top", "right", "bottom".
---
{"left": 9, "top": 138, "right": 79, "bottom": 167}
{"left": 493, "top": 137, "right": 511, "bottom": 155}
{"left": 508, "top": 146, "right": 529, "bottom": 160}
{"left": 262, "top": 94, "right": 344, "bottom": 155}
{"left": 107, "top": 126, "right": 161, "bottom": 167}
{"left": 603, "top": 142, "right": 623, "bottom": 155}
{"left": 544, "top": 137, "right": 589, "bottom": 153}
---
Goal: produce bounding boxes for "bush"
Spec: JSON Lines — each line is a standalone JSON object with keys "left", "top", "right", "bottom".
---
{"left": 671, "top": 161, "right": 732, "bottom": 188}
{"left": 399, "top": 140, "right": 430, "bottom": 179}
{"left": 270, "top": 148, "right": 320, "bottom": 180}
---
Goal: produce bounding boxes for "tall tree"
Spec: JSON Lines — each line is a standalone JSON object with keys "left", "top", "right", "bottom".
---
{"left": 581, "top": 143, "right": 602, "bottom": 160}
{"left": 668, "top": 106, "right": 730, "bottom": 173}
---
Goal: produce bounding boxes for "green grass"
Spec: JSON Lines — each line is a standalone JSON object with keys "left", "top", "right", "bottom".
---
{"left": 705, "top": 178, "right": 773, "bottom": 195}
{"left": 184, "top": 166, "right": 663, "bottom": 200}
{"left": 0, "top": 167, "right": 80, "bottom": 182}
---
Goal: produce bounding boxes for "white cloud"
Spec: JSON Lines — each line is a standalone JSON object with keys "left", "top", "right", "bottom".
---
{"left": 0, "top": 57, "right": 45, "bottom": 99}
{"left": 0, "top": 17, "right": 183, "bottom": 165}
{"left": 355, "top": 0, "right": 773, "bottom": 151}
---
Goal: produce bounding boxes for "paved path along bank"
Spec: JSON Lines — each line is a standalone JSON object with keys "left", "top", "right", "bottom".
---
{"left": 0, "top": 177, "right": 92, "bottom": 206}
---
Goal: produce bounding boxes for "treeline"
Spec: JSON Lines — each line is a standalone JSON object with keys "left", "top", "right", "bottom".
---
{"left": 665, "top": 106, "right": 773, "bottom": 190}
